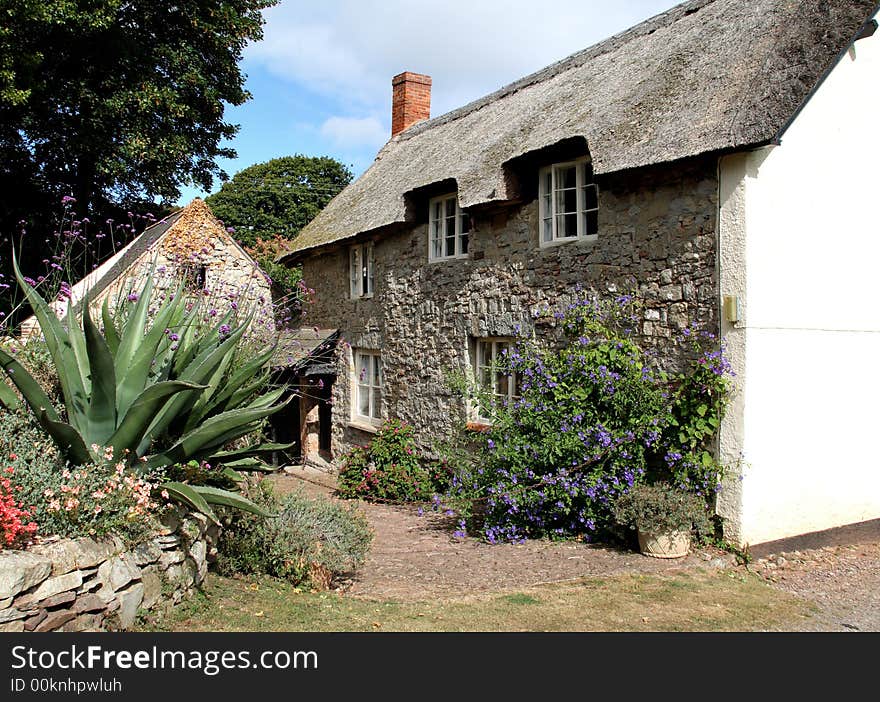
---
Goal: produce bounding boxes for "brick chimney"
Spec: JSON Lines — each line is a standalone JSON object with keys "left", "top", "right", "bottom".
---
{"left": 391, "top": 71, "right": 432, "bottom": 136}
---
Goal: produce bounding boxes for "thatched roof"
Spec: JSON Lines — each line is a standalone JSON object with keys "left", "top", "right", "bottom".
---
{"left": 281, "top": 0, "right": 878, "bottom": 262}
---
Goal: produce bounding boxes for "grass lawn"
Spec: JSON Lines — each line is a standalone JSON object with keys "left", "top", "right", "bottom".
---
{"left": 139, "top": 568, "right": 816, "bottom": 632}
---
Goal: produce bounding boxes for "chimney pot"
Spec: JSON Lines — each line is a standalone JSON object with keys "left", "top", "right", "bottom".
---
{"left": 391, "top": 71, "right": 432, "bottom": 136}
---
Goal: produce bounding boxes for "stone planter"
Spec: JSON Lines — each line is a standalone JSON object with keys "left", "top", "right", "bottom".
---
{"left": 637, "top": 529, "right": 691, "bottom": 559}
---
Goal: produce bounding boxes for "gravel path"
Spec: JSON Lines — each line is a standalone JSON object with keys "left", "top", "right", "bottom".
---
{"left": 750, "top": 543, "right": 880, "bottom": 632}
{"left": 272, "top": 467, "right": 878, "bottom": 630}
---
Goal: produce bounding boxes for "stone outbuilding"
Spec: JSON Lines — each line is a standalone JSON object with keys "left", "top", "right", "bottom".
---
{"left": 21, "top": 198, "right": 275, "bottom": 337}
{"left": 277, "top": 0, "right": 880, "bottom": 548}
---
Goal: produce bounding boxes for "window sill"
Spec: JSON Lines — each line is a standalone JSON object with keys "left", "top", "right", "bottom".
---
{"left": 428, "top": 255, "right": 470, "bottom": 264}
{"left": 538, "top": 235, "right": 598, "bottom": 249}
{"left": 350, "top": 293, "right": 374, "bottom": 301}
{"left": 347, "top": 419, "right": 380, "bottom": 434}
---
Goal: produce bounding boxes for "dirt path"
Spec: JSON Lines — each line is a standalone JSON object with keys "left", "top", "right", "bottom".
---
{"left": 271, "top": 467, "right": 878, "bottom": 630}
{"left": 272, "top": 468, "right": 737, "bottom": 600}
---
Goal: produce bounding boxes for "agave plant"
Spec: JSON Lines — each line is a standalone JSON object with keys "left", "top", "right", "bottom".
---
{"left": 0, "top": 255, "right": 292, "bottom": 521}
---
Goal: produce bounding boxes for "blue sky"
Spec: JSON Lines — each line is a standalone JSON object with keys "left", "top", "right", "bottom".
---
{"left": 178, "top": 0, "right": 678, "bottom": 205}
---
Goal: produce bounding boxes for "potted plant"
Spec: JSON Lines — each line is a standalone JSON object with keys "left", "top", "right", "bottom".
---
{"left": 612, "top": 483, "right": 714, "bottom": 558}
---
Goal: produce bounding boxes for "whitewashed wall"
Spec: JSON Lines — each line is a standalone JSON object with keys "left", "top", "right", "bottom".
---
{"left": 719, "top": 17, "right": 880, "bottom": 546}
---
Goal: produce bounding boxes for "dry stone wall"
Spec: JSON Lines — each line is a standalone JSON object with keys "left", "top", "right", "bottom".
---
{"left": 0, "top": 507, "right": 217, "bottom": 632}
{"left": 300, "top": 156, "right": 720, "bottom": 456}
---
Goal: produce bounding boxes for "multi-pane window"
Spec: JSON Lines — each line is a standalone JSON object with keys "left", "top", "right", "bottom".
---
{"left": 538, "top": 159, "right": 599, "bottom": 245}
{"left": 354, "top": 350, "right": 382, "bottom": 421}
{"left": 429, "top": 193, "right": 470, "bottom": 261}
{"left": 349, "top": 242, "right": 374, "bottom": 298}
{"left": 474, "top": 339, "right": 521, "bottom": 422}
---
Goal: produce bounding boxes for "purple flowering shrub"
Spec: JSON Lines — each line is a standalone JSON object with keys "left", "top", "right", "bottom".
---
{"left": 441, "top": 296, "right": 732, "bottom": 544}
{"left": 661, "top": 332, "right": 734, "bottom": 496}
{"left": 336, "top": 419, "right": 451, "bottom": 502}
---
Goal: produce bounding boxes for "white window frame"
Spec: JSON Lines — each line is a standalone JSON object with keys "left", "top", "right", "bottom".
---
{"left": 349, "top": 242, "right": 374, "bottom": 299}
{"left": 428, "top": 193, "right": 470, "bottom": 262}
{"left": 353, "top": 349, "right": 382, "bottom": 423}
{"left": 472, "top": 338, "right": 521, "bottom": 423}
{"left": 538, "top": 158, "right": 599, "bottom": 247}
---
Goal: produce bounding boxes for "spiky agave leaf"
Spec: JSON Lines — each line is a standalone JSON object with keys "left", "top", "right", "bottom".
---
{"left": 107, "top": 380, "right": 207, "bottom": 460}
{"left": 193, "top": 485, "right": 274, "bottom": 517}
{"left": 0, "top": 347, "right": 58, "bottom": 422}
{"left": 143, "top": 394, "right": 291, "bottom": 470}
{"left": 82, "top": 300, "right": 117, "bottom": 445}
{"left": 101, "top": 298, "right": 121, "bottom": 354}
{"left": 162, "top": 482, "right": 219, "bottom": 524}
{"left": 12, "top": 252, "right": 88, "bottom": 429}
{"left": 0, "top": 378, "right": 19, "bottom": 410}
{"left": 115, "top": 283, "right": 186, "bottom": 418}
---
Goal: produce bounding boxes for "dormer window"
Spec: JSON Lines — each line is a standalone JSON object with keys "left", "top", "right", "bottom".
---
{"left": 538, "top": 158, "right": 598, "bottom": 246}
{"left": 349, "top": 242, "right": 374, "bottom": 299}
{"left": 428, "top": 193, "right": 470, "bottom": 261}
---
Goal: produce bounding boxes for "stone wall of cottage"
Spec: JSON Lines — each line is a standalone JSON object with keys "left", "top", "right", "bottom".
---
{"left": 299, "top": 157, "right": 720, "bottom": 457}
{"left": 0, "top": 507, "right": 216, "bottom": 632}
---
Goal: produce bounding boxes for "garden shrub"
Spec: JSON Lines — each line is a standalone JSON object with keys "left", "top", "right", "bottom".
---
{"left": 1, "top": 466, "right": 38, "bottom": 548}
{"left": 4, "top": 338, "right": 61, "bottom": 404}
{"left": 612, "top": 483, "right": 715, "bottom": 542}
{"left": 215, "top": 482, "right": 373, "bottom": 589}
{"left": 13, "top": 459, "right": 166, "bottom": 544}
{"left": 0, "top": 408, "right": 166, "bottom": 544}
{"left": 0, "top": 262, "right": 288, "bottom": 525}
{"left": 336, "top": 419, "right": 451, "bottom": 502}
{"left": 440, "top": 295, "right": 732, "bottom": 544}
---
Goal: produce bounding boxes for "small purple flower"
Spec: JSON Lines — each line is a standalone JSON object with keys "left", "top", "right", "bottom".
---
{"left": 127, "top": 293, "right": 138, "bottom": 302}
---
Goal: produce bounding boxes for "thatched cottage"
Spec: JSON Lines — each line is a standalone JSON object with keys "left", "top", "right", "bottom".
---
{"left": 278, "top": 0, "right": 880, "bottom": 548}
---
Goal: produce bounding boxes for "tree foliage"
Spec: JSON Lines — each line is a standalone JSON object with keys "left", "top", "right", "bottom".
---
{"left": 206, "top": 155, "right": 353, "bottom": 247}
{"left": 0, "top": 0, "right": 276, "bottom": 227}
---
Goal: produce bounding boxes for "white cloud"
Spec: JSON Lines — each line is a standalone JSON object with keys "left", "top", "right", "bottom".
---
{"left": 248, "top": 0, "right": 677, "bottom": 115}
{"left": 319, "top": 115, "right": 387, "bottom": 149}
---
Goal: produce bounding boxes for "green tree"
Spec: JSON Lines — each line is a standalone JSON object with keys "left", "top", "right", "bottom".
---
{"left": 206, "top": 155, "right": 353, "bottom": 247}
{"left": 0, "top": 0, "right": 276, "bottom": 226}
